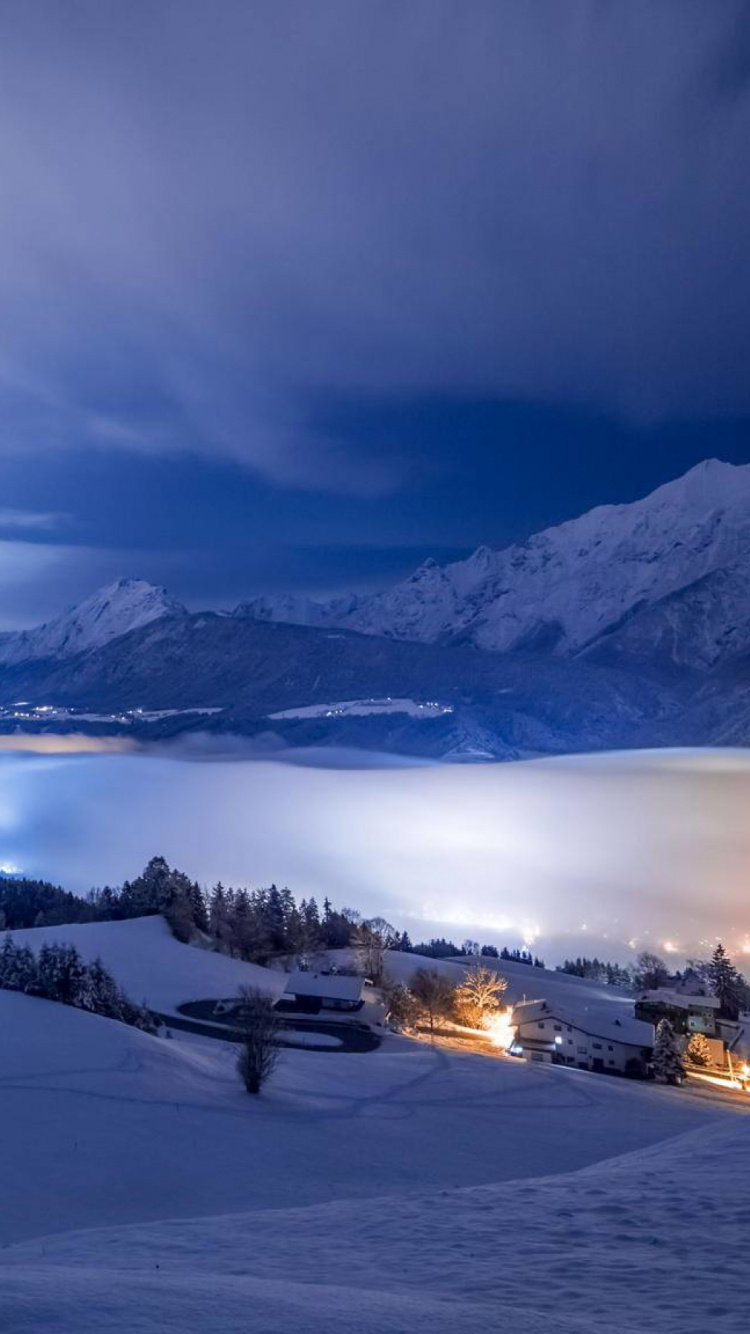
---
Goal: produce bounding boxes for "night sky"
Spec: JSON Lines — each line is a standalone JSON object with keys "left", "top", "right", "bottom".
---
{"left": 1, "top": 1, "right": 749, "bottom": 627}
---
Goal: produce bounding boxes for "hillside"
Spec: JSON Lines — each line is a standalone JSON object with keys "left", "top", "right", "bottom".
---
{"left": 0, "top": 969, "right": 745, "bottom": 1331}
{"left": 7, "top": 915, "right": 283, "bottom": 1016}
{"left": 0, "top": 608, "right": 694, "bottom": 759}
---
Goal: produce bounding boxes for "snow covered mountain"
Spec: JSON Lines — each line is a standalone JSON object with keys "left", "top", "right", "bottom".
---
{"left": 0, "top": 579, "right": 185, "bottom": 666}
{"left": 237, "top": 460, "right": 750, "bottom": 670}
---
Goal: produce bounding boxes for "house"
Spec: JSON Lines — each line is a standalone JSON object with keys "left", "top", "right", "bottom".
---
{"left": 512, "top": 999, "right": 654, "bottom": 1077}
{"left": 277, "top": 968, "right": 365, "bottom": 1014}
{"left": 635, "top": 989, "right": 720, "bottom": 1036}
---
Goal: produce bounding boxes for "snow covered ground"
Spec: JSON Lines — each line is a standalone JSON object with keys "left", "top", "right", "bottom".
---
{"left": 269, "top": 697, "right": 453, "bottom": 720}
{"left": 1, "top": 969, "right": 748, "bottom": 1331}
{"left": 4, "top": 1112, "right": 749, "bottom": 1332}
{"left": 2, "top": 920, "right": 748, "bottom": 1330}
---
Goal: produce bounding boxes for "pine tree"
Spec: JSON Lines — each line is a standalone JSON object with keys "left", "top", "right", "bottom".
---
{"left": 707, "top": 943, "right": 745, "bottom": 1020}
{"left": 381, "top": 979, "right": 418, "bottom": 1031}
{"left": 652, "top": 1018, "right": 686, "bottom": 1085}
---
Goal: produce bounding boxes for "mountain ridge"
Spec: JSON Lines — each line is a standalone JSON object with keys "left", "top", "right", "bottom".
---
{"left": 1, "top": 460, "right": 749, "bottom": 760}
{"left": 236, "top": 458, "right": 750, "bottom": 670}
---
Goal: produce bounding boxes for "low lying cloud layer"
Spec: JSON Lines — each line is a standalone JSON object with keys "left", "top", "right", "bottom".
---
{"left": 0, "top": 1, "right": 749, "bottom": 491}
{"left": 3, "top": 747, "right": 749, "bottom": 962}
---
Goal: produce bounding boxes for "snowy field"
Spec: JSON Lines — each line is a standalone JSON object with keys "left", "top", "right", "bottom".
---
{"left": 1, "top": 914, "right": 749, "bottom": 1331}
{"left": 3, "top": 746, "right": 750, "bottom": 959}
{"left": 0, "top": 985, "right": 747, "bottom": 1332}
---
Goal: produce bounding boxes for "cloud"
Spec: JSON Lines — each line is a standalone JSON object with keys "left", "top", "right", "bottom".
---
{"left": 0, "top": 508, "right": 66, "bottom": 532}
{"left": 0, "top": 1, "right": 748, "bottom": 490}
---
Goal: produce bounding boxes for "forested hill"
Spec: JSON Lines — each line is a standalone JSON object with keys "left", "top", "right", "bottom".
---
{"left": 0, "top": 876, "right": 95, "bottom": 931}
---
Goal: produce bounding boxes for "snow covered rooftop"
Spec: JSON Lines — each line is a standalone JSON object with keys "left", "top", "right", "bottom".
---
{"left": 638, "top": 989, "right": 721, "bottom": 1010}
{"left": 284, "top": 969, "right": 364, "bottom": 1001}
{"left": 513, "top": 997, "right": 655, "bottom": 1048}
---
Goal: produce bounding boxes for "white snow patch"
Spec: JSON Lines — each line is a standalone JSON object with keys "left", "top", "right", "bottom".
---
{"left": 269, "top": 697, "right": 453, "bottom": 720}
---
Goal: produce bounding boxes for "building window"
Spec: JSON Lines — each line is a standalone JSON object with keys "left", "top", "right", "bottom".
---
{"left": 577, "top": 1046, "right": 587, "bottom": 1054}
{"left": 608, "top": 1045, "right": 613, "bottom": 1052}
{"left": 592, "top": 1043, "right": 602, "bottom": 1050}
{"left": 537, "top": 1022, "right": 545, "bottom": 1029}
{"left": 553, "top": 1024, "right": 562, "bottom": 1032}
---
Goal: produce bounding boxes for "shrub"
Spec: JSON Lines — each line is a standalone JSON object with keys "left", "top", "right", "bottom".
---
{"left": 236, "top": 986, "right": 281, "bottom": 1094}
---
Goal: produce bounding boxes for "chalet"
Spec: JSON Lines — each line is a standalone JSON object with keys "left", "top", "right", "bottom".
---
{"left": 512, "top": 999, "right": 654, "bottom": 1078}
{"left": 635, "top": 989, "right": 720, "bottom": 1036}
{"left": 277, "top": 969, "right": 365, "bottom": 1015}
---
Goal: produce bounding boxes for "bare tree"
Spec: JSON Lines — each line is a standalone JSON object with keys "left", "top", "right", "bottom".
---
{"left": 354, "top": 916, "right": 398, "bottom": 984}
{"left": 410, "top": 967, "right": 456, "bottom": 1040}
{"left": 454, "top": 963, "right": 508, "bottom": 1028}
{"left": 235, "top": 986, "right": 281, "bottom": 1094}
{"left": 631, "top": 951, "right": 669, "bottom": 991}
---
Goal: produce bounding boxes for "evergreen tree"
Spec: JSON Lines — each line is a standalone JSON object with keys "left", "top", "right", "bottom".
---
{"left": 188, "top": 882, "right": 209, "bottom": 934}
{"left": 381, "top": 978, "right": 418, "bottom": 1031}
{"left": 652, "top": 1018, "right": 685, "bottom": 1085}
{"left": 706, "top": 943, "right": 745, "bottom": 1020}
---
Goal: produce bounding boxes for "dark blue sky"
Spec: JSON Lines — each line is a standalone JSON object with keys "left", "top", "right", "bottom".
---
{"left": 0, "top": 2, "right": 749, "bottom": 625}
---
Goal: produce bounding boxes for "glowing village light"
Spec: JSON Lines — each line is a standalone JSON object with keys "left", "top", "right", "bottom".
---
{"left": 481, "top": 1008, "right": 516, "bottom": 1051}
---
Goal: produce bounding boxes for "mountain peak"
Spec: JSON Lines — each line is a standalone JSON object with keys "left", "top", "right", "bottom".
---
{"left": 0, "top": 579, "right": 185, "bottom": 666}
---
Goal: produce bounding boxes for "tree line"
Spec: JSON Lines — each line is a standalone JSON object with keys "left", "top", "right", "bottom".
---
{"left": 2, "top": 860, "right": 543, "bottom": 972}
{"left": 558, "top": 945, "right": 749, "bottom": 1020}
{"left": 0, "top": 936, "right": 155, "bottom": 1032}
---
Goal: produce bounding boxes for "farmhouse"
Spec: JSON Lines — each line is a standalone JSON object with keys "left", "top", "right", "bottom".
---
{"left": 513, "top": 999, "right": 654, "bottom": 1077}
{"left": 278, "top": 969, "right": 365, "bottom": 1014}
{"left": 635, "top": 989, "right": 720, "bottom": 1036}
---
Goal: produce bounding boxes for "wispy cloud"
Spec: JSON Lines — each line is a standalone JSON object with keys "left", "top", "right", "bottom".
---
{"left": 0, "top": 507, "right": 66, "bottom": 532}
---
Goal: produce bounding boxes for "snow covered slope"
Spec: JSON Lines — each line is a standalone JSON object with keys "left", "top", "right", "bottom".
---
{"left": 243, "top": 460, "right": 750, "bottom": 669}
{"left": 6, "top": 1116, "right": 748, "bottom": 1333}
{"left": 8, "top": 915, "right": 283, "bottom": 1015}
{"left": 0, "top": 579, "right": 184, "bottom": 665}
{"left": 0, "top": 984, "right": 746, "bottom": 1332}
{"left": 0, "top": 986, "right": 735, "bottom": 1238}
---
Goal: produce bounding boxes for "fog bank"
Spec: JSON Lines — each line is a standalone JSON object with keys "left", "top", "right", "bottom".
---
{"left": 1, "top": 748, "right": 748, "bottom": 962}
